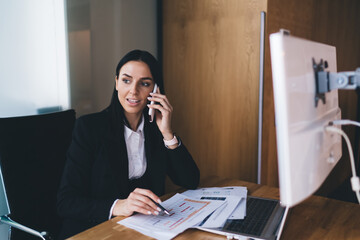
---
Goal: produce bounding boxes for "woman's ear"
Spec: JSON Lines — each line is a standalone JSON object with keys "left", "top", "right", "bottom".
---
{"left": 115, "top": 76, "right": 119, "bottom": 90}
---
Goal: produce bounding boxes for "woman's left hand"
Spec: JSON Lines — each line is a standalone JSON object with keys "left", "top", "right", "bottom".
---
{"left": 147, "top": 89, "right": 174, "bottom": 141}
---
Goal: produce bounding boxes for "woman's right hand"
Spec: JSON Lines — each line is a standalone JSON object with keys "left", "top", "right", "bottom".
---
{"left": 112, "top": 188, "right": 162, "bottom": 217}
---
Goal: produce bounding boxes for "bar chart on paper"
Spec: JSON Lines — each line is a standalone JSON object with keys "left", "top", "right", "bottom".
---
{"left": 146, "top": 196, "right": 211, "bottom": 230}
{"left": 118, "top": 193, "right": 224, "bottom": 239}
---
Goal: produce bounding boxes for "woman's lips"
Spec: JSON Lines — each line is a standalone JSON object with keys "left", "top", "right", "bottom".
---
{"left": 127, "top": 98, "right": 141, "bottom": 106}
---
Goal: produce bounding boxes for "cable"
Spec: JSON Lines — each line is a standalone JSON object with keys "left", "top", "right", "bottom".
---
{"left": 331, "top": 119, "right": 360, "bottom": 128}
{"left": 330, "top": 120, "right": 360, "bottom": 177}
{"left": 332, "top": 119, "right": 360, "bottom": 175}
{"left": 325, "top": 125, "right": 360, "bottom": 204}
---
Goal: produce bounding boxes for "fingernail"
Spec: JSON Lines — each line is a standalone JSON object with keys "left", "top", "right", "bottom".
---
{"left": 147, "top": 211, "right": 151, "bottom": 215}
{"left": 157, "top": 207, "right": 161, "bottom": 212}
{"left": 154, "top": 211, "right": 159, "bottom": 215}
{"left": 147, "top": 97, "right": 151, "bottom": 100}
{"left": 150, "top": 92, "right": 154, "bottom": 95}
{"left": 157, "top": 199, "right": 162, "bottom": 203}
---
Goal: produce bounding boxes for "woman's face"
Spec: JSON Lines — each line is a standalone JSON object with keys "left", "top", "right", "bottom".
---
{"left": 115, "top": 60, "right": 155, "bottom": 119}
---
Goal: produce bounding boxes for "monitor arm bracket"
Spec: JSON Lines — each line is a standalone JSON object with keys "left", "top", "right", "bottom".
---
{"left": 313, "top": 58, "right": 360, "bottom": 106}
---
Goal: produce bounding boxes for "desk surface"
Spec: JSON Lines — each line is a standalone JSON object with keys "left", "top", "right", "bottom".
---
{"left": 68, "top": 177, "right": 360, "bottom": 239}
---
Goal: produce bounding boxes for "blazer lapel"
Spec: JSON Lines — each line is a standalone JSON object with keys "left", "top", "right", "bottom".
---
{"left": 105, "top": 126, "right": 129, "bottom": 198}
{"left": 144, "top": 121, "right": 163, "bottom": 189}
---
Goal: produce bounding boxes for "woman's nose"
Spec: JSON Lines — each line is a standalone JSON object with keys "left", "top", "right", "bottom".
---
{"left": 129, "top": 83, "right": 138, "bottom": 95}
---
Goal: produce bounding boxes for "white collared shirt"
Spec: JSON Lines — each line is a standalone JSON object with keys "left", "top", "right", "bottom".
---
{"left": 108, "top": 116, "right": 147, "bottom": 219}
{"left": 109, "top": 115, "right": 181, "bottom": 218}
{"left": 124, "top": 115, "right": 147, "bottom": 179}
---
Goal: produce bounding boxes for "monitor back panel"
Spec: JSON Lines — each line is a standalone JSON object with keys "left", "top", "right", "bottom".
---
{"left": 270, "top": 32, "right": 342, "bottom": 207}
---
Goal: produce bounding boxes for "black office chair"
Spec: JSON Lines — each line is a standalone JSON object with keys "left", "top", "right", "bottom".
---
{"left": 0, "top": 110, "right": 75, "bottom": 240}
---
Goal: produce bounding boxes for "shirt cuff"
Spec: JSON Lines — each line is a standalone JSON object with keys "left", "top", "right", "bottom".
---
{"left": 164, "top": 136, "right": 182, "bottom": 149}
{"left": 109, "top": 199, "right": 119, "bottom": 219}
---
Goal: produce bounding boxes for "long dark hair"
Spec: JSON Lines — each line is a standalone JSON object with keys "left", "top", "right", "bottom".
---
{"left": 108, "top": 50, "right": 163, "bottom": 130}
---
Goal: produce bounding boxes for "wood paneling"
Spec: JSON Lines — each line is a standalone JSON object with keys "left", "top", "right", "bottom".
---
{"left": 163, "top": 0, "right": 360, "bottom": 196}
{"left": 163, "top": 0, "right": 267, "bottom": 185}
{"left": 261, "top": 0, "right": 318, "bottom": 187}
{"left": 262, "top": 0, "right": 360, "bottom": 193}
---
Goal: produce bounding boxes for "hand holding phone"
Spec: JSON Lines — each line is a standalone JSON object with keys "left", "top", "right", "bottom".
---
{"left": 148, "top": 84, "right": 158, "bottom": 122}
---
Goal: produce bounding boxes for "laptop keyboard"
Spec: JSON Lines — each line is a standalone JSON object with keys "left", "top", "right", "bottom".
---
{"left": 223, "top": 197, "right": 278, "bottom": 236}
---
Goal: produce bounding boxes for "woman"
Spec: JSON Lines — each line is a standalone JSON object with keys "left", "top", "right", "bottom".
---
{"left": 57, "top": 50, "right": 200, "bottom": 239}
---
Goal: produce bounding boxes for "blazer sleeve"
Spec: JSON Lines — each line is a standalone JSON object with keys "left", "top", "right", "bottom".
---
{"left": 165, "top": 139, "right": 200, "bottom": 189}
{"left": 57, "top": 116, "right": 115, "bottom": 223}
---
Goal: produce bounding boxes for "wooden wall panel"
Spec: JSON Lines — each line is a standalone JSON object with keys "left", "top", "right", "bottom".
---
{"left": 262, "top": 0, "right": 360, "bottom": 195}
{"left": 162, "top": 0, "right": 267, "bottom": 187}
{"left": 261, "top": 0, "right": 317, "bottom": 187}
{"left": 313, "top": 0, "right": 360, "bottom": 195}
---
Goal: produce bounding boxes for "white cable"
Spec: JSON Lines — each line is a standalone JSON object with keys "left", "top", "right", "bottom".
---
{"left": 325, "top": 126, "right": 356, "bottom": 176}
{"left": 325, "top": 125, "right": 360, "bottom": 204}
{"left": 329, "top": 119, "right": 360, "bottom": 177}
{"left": 331, "top": 119, "right": 360, "bottom": 128}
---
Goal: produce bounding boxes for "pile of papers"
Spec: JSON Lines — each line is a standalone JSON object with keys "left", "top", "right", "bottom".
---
{"left": 118, "top": 186, "right": 247, "bottom": 239}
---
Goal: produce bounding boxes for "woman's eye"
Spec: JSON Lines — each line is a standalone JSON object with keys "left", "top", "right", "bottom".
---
{"left": 122, "top": 79, "right": 130, "bottom": 84}
{"left": 141, "top": 82, "right": 151, "bottom": 87}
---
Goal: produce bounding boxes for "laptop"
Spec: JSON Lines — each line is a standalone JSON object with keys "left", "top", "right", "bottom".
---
{"left": 0, "top": 158, "right": 52, "bottom": 240}
{"left": 0, "top": 160, "right": 11, "bottom": 239}
{"left": 197, "top": 196, "right": 286, "bottom": 240}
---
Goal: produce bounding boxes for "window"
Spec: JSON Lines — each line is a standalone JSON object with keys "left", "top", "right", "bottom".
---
{"left": 0, "top": 0, "right": 69, "bottom": 117}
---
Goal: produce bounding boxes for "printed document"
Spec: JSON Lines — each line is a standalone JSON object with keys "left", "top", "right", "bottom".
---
{"left": 195, "top": 195, "right": 241, "bottom": 228}
{"left": 182, "top": 186, "right": 248, "bottom": 223}
{"left": 118, "top": 193, "right": 224, "bottom": 239}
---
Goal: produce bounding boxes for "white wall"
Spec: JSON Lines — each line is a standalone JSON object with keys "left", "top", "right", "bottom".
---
{"left": 0, "top": 0, "right": 70, "bottom": 117}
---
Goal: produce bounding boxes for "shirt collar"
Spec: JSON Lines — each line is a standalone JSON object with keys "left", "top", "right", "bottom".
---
{"left": 124, "top": 115, "right": 145, "bottom": 140}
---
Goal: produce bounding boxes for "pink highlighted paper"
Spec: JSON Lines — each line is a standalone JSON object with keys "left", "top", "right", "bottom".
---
{"left": 118, "top": 193, "right": 224, "bottom": 239}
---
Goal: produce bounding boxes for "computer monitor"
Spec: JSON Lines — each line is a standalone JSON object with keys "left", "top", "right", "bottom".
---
{"left": 269, "top": 31, "right": 342, "bottom": 208}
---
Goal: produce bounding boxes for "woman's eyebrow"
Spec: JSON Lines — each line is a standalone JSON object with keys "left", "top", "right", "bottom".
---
{"left": 140, "top": 77, "right": 153, "bottom": 81}
{"left": 122, "top": 73, "right": 132, "bottom": 78}
{"left": 121, "top": 74, "right": 152, "bottom": 81}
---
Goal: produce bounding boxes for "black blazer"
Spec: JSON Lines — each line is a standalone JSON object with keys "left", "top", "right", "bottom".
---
{"left": 57, "top": 109, "right": 200, "bottom": 239}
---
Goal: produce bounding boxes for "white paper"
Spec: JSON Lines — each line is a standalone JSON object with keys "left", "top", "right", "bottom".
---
{"left": 182, "top": 186, "right": 248, "bottom": 223}
{"left": 118, "top": 193, "right": 225, "bottom": 240}
{"left": 197, "top": 196, "right": 241, "bottom": 228}
{"left": 229, "top": 198, "right": 246, "bottom": 219}
{"left": 182, "top": 186, "right": 247, "bottom": 199}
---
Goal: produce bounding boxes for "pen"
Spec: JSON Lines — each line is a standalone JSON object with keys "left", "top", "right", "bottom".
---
{"left": 147, "top": 196, "right": 170, "bottom": 215}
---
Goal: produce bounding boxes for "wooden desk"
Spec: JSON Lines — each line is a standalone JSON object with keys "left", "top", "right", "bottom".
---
{"left": 68, "top": 177, "right": 360, "bottom": 239}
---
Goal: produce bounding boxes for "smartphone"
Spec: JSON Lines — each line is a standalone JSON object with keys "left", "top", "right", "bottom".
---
{"left": 148, "top": 83, "right": 158, "bottom": 122}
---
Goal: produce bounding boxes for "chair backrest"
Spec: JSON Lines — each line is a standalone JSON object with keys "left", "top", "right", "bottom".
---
{"left": 0, "top": 110, "right": 75, "bottom": 240}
